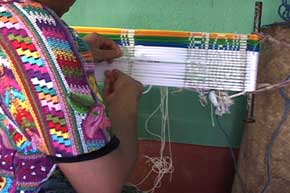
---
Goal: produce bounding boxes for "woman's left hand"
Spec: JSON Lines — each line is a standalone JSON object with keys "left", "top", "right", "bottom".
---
{"left": 83, "top": 33, "right": 122, "bottom": 63}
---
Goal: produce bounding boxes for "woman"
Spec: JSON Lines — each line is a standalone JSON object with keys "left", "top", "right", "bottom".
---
{"left": 0, "top": 0, "right": 143, "bottom": 192}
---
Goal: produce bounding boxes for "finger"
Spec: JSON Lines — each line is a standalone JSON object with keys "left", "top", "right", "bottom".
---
{"left": 103, "top": 77, "right": 110, "bottom": 97}
{"left": 106, "top": 59, "right": 113, "bottom": 64}
{"left": 112, "top": 69, "right": 123, "bottom": 81}
{"left": 101, "top": 39, "right": 123, "bottom": 57}
{"left": 104, "top": 71, "right": 112, "bottom": 84}
{"left": 106, "top": 69, "right": 124, "bottom": 90}
{"left": 105, "top": 69, "right": 120, "bottom": 93}
{"left": 98, "top": 49, "right": 122, "bottom": 61}
{"left": 104, "top": 76, "right": 114, "bottom": 97}
{"left": 110, "top": 43, "right": 122, "bottom": 56}
{"left": 105, "top": 70, "right": 113, "bottom": 78}
{"left": 114, "top": 46, "right": 123, "bottom": 57}
{"left": 101, "top": 38, "right": 119, "bottom": 49}
{"left": 110, "top": 69, "right": 120, "bottom": 84}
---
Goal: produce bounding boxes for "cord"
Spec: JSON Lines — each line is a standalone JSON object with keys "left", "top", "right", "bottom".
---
{"left": 214, "top": 82, "right": 290, "bottom": 193}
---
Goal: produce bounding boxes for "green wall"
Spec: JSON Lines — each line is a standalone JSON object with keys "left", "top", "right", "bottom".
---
{"left": 64, "top": 0, "right": 282, "bottom": 148}
{"left": 64, "top": 0, "right": 281, "bottom": 33}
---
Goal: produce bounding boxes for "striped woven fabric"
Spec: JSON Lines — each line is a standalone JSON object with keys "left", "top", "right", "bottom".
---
{"left": 75, "top": 27, "right": 261, "bottom": 92}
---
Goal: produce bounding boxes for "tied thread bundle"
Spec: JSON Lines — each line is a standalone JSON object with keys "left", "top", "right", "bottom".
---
{"left": 74, "top": 27, "right": 261, "bottom": 93}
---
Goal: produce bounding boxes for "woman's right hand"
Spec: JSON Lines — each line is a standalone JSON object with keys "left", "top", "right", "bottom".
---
{"left": 60, "top": 70, "right": 142, "bottom": 193}
{"left": 104, "top": 70, "right": 143, "bottom": 118}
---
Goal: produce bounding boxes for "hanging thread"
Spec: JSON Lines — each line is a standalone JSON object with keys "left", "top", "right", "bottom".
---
{"left": 136, "top": 87, "right": 174, "bottom": 193}
{"left": 215, "top": 115, "right": 248, "bottom": 193}
{"left": 142, "top": 85, "right": 153, "bottom": 95}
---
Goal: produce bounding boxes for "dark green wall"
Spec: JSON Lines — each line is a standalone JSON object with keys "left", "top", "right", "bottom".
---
{"left": 64, "top": 0, "right": 282, "bottom": 148}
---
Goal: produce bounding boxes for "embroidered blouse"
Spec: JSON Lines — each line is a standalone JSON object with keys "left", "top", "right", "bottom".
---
{"left": 0, "top": 0, "right": 119, "bottom": 192}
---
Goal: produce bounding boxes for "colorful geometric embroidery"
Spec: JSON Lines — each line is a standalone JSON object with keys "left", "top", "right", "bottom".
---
{"left": 0, "top": 0, "right": 114, "bottom": 192}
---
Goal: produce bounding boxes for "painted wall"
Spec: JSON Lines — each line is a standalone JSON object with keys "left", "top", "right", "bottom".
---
{"left": 63, "top": 0, "right": 282, "bottom": 148}
{"left": 64, "top": 0, "right": 281, "bottom": 33}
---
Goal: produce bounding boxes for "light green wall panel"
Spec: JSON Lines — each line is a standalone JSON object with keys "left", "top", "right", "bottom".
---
{"left": 64, "top": 0, "right": 281, "bottom": 33}
{"left": 137, "top": 89, "right": 247, "bottom": 148}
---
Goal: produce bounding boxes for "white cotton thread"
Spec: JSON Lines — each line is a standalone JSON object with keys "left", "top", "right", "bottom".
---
{"left": 228, "top": 91, "right": 247, "bottom": 99}
{"left": 142, "top": 85, "right": 153, "bottom": 95}
{"left": 208, "top": 91, "right": 234, "bottom": 116}
{"left": 136, "top": 87, "right": 174, "bottom": 193}
{"left": 226, "top": 79, "right": 290, "bottom": 99}
{"left": 211, "top": 103, "right": 216, "bottom": 127}
{"left": 190, "top": 88, "right": 209, "bottom": 107}
{"left": 208, "top": 91, "right": 219, "bottom": 107}
{"left": 170, "top": 88, "right": 184, "bottom": 95}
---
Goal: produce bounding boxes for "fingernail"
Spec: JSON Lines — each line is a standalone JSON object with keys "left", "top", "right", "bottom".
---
{"left": 105, "top": 70, "right": 112, "bottom": 75}
{"left": 112, "top": 69, "right": 119, "bottom": 75}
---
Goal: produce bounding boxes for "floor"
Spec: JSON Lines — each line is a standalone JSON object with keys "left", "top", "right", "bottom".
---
{"left": 129, "top": 140, "right": 239, "bottom": 193}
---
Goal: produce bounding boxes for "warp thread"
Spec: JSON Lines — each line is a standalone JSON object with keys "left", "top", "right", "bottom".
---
{"left": 228, "top": 32, "right": 290, "bottom": 99}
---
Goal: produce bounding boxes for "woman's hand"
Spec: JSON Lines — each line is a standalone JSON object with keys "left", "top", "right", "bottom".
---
{"left": 104, "top": 70, "right": 143, "bottom": 117}
{"left": 60, "top": 70, "right": 143, "bottom": 193}
{"left": 83, "top": 33, "right": 122, "bottom": 63}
